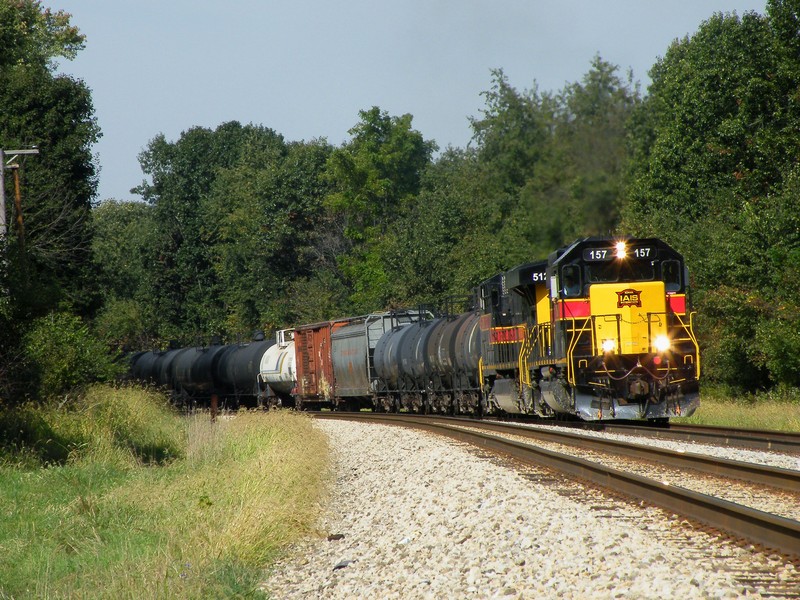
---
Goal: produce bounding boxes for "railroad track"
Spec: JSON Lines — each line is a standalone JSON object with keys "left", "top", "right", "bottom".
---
{"left": 458, "top": 418, "right": 800, "bottom": 494}
{"left": 562, "top": 420, "right": 800, "bottom": 454}
{"left": 313, "top": 412, "right": 800, "bottom": 562}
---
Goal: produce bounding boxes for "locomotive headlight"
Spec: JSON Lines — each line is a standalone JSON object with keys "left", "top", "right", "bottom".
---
{"left": 601, "top": 339, "right": 617, "bottom": 354}
{"left": 654, "top": 334, "right": 671, "bottom": 353}
{"left": 615, "top": 241, "right": 627, "bottom": 259}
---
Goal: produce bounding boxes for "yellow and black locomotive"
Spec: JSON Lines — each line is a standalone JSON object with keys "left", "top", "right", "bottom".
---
{"left": 479, "top": 237, "right": 700, "bottom": 420}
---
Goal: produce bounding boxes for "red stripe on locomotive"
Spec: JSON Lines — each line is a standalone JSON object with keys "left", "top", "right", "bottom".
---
{"left": 557, "top": 299, "right": 591, "bottom": 319}
{"left": 489, "top": 326, "right": 525, "bottom": 344}
{"left": 667, "top": 294, "right": 686, "bottom": 315}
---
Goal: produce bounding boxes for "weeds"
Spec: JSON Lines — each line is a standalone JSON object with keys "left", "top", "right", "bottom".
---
{"left": 0, "top": 386, "right": 329, "bottom": 599}
{"left": 675, "top": 384, "right": 800, "bottom": 431}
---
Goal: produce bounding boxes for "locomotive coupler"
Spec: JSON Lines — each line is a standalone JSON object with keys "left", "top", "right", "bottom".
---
{"left": 627, "top": 377, "right": 649, "bottom": 399}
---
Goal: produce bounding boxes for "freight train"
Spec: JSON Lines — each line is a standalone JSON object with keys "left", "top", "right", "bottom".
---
{"left": 129, "top": 236, "right": 701, "bottom": 421}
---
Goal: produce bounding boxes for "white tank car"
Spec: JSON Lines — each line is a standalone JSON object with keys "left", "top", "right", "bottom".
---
{"left": 259, "top": 329, "right": 296, "bottom": 401}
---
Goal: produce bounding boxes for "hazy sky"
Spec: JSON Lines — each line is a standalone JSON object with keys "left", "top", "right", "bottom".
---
{"left": 53, "top": 1, "right": 767, "bottom": 203}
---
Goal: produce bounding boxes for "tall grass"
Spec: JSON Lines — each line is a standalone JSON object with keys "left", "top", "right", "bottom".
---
{"left": 674, "top": 385, "right": 800, "bottom": 431}
{"left": 0, "top": 386, "right": 329, "bottom": 599}
{"left": 0, "top": 385, "right": 183, "bottom": 468}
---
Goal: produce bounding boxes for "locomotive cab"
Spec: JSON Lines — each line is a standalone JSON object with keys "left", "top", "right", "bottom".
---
{"left": 542, "top": 237, "right": 700, "bottom": 420}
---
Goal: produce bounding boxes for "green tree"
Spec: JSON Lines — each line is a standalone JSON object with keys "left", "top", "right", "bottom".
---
{"left": 134, "top": 122, "right": 334, "bottom": 340}
{"left": 0, "top": 1, "right": 100, "bottom": 402}
{"left": 324, "top": 107, "right": 436, "bottom": 312}
{"left": 625, "top": 9, "right": 789, "bottom": 230}
{"left": 469, "top": 69, "right": 551, "bottom": 192}
{"left": 384, "top": 147, "right": 505, "bottom": 300}
{"left": 0, "top": 0, "right": 84, "bottom": 69}
{"left": 0, "top": 14, "right": 99, "bottom": 319}
{"left": 623, "top": 3, "right": 800, "bottom": 390}
{"left": 387, "top": 161, "right": 473, "bottom": 302}
{"left": 554, "top": 56, "right": 639, "bottom": 236}
{"left": 91, "top": 200, "right": 157, "bottom": 350}
{"left": 135, "top": 122, "right": 274, "bottom": 341}
{"left": 428, "top": 60, "right": 639, "bottom": 292}
{"left": 502, "top": 57, "right": 639, "bottom": 259}
{"left": 203, "top": 137, "right": 332, "bottom": 332}
{"left": 375, "top": 60, "right": 639, "bottom": 309}
{"left": 748, "top": 169, "right": 800, "bottom": 387}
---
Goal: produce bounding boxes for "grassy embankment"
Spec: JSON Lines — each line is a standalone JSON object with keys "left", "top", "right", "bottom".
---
{"left": 674, "top": 385, "right": 800, "bottom": 431}
{"left": 0, "top": 383, "right": 796, "bottom": 597}
{"left": 0, "top": 385, "right": 329, "bottom": 599}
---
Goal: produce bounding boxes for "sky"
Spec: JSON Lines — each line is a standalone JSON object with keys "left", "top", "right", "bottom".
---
{"left": 53, "top": 1, "right": 767, "bottom": 203}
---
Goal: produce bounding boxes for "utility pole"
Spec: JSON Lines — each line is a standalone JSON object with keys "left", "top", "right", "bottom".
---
{"left": 0, "top": 147, "right": 39, "bottom": 295}
{"left": 0, "top": 148, "right": 39, "bottom": 244}
{"left": 0, "top": 149, "right": 5, "bottom": 241}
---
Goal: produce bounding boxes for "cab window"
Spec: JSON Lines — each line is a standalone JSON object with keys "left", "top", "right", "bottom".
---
{"left": 587, "top": 260, "right": 655, "bottom": 283}
{"left": 561, "top": 265, "right": 582, "bottom": 297}
{"left": 662, "top": 260, "right": 681, "bottom": 292}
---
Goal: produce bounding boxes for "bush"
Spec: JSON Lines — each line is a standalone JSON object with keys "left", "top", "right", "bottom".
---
{"left": 0, "top": 385, "right": 183, "bottom": 468}
{"left": 22, "top": 312, "right": 124, "bottom": 400}
{"left": 754, "top": 315, "right": 800, "bottom": 388}
{"left": 73, "top": 384, "right": 184, "bottom": 465}
{"left": 0, "top": 401, "right": 73, "bottom": 466}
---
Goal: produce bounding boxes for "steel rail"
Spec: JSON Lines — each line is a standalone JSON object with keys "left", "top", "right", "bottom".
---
{"left": 586, "top": 422, "right": 800, "bottom": 455}
{"left": 436, "top": 417, "right": 800, "bottom": 494}
{"left": 314, "top": 412, "right": 800, "bottom": 559}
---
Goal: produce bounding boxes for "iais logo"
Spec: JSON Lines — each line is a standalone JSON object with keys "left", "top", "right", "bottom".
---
{"left": 616, "top": 288, "right": 642, "bottom": 308}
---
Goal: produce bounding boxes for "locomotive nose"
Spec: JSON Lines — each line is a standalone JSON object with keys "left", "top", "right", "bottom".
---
{"left": 589, "top": 281, "right": 668, "bottom": 356}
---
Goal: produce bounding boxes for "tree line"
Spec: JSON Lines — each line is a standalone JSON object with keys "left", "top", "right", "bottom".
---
{"left": 1, "top": 0, "right": 798, "bottom": 402}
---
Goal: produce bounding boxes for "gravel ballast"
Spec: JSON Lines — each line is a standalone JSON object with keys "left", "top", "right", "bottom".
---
{"left": 263, "top": 419, "right": 796, "bottom": 599}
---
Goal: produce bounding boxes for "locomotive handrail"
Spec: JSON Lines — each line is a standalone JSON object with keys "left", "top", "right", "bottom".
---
{"left": 519, "top": 321, "right": 551, "bottom": 387}
{"left": 675, "top": 311, "right": 701, "bottom": 378}
{"left": 566, "top": 317, "right": 593, "bottom": 386}
{"left": 541, "top": 322, "right": 552, "bottom": 357}
{"left": 527, "top": 323, "right": 554, "bottom": 369}
{"left": 518, "top": 324, "right": 533, "bottom": 387}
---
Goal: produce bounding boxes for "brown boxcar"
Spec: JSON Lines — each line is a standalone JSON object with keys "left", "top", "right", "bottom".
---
{"left": 293, "top": 319, "right": 350, "bottom": 407}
